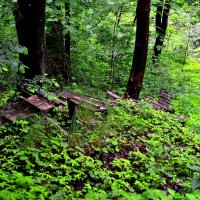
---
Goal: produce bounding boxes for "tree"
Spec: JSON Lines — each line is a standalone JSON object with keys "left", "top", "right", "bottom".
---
{"left": 125, "top": 0, "right": 151, "bottom": 100}
{"left": 15, "top": 0, "right": 46, "bottom": 79}
{"left": 152, "top": 0, "right": 171, "bottom": 64}
{"left": 45, "top": 0, "right": 71, "bottom": 85}
{"left": 110, "top": 5, "right": 123, "bottom": 90}
{"left": 65, "top": 1, "right": 71, "bottom": 72}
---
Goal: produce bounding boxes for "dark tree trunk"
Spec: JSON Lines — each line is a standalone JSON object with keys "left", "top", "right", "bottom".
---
{"left": 65, "top": 2, "right": 71, "bottom": 69}
{"left": 65, "top": 1, "right": 72, "bottom": 85}
{"left": 152, "top": 0, "right": 171, "bottom": 64}
{"left": 45, "top": 1, "right": 71, "bottom": 85}
{"left": 15, "top": 0, "right": 46, "bottom": 79}
{"left": 124, "top": 0, "right": 151, "bottom": 100}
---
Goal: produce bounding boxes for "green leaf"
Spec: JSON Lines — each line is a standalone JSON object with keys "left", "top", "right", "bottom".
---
{"left": 192, "top": 178, "right": 200, "bottom": 190}
{"left": 168, "top": 189, "right": 176, "bottom": 196}
{"left": 2, "top": 67, "right": 8, "bottom": 72}
{"left": 185, "top": 193, "right": 197, "bottom": 200}
{"left": 189, "top": 166, "right": 200, "bottom": 172}
{"left": 19, "top": 65, "right": 25, "bottom": 74}
{"left": 53, "top": 81, "right": 60, "bottom": 87}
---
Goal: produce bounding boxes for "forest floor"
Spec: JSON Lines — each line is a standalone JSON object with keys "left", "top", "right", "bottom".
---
{"left": 0, "top": 58, "right": 200, "bottom": 199}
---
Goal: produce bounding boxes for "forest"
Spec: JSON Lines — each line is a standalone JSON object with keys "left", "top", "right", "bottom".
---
{"left": 0, "top": 0, "right": 200, "bottom": 199}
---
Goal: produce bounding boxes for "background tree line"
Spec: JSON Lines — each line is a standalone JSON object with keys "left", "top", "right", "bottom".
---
{"left": 0, "top": 0, "right": 199, "bottom": 99}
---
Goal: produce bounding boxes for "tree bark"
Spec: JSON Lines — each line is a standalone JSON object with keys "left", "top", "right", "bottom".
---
{"left": 152, "top": 0, "right": 171, "bottom": 64}
{"left": 15, "top": 0, "right": 46, "bottom": 79}
{"left": 124, "top": 0, "right": 151, "bottom": 100}
{"left": 110, "top": 5, "right": 123, "bottom": 90}
{"left": 45, "top": 1, "right": 71, "bottom": 85}
{"left": 65, "top": 1, "right": 72, "bottom": 85}
{"left": 65, "top": 2, "right": 71, "bottom": 67}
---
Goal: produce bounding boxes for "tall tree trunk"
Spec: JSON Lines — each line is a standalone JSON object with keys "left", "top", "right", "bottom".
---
{"left": 65, "top": 2, "right": 70, "bottom": 67}
{"left": 152, "top": 0, "right": 171, "bottom": 64}
{"left": 15, "top": 0, "right": 46, "bottom": 79}
{"left": 65, "top": 1, "right": 72, "bottom": 85}
{"left": 45, "top": 1, "right": 71, "bottom": 85}
{"left": 124, "top": 0, "right": 151, "bottom": 100}
{"left": 110, "top": 5, "right": 123, "bottom": 90}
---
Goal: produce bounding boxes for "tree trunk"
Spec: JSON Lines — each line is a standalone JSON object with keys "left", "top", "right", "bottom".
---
{"left": 152, "top": 0, "right": 171, "bottom": 64}
{"left": 124, "top": 0, "right": 151, "bottom": 100}
{"left": 110, "top": 5, "right": 123, "bottom": 90}
{"left": 65, "top": 2, "right": 71, "bottom": 68}
{"left": 65, "top": 1, "right": 72, "bottom": 85}
{"left": 15, "top": 0, "right": 46, "bottom": 79}
{"left": 45, "top": 1, "right": 71, "bottom": 85}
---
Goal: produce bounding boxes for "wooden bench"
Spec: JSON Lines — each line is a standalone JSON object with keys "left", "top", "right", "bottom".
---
{"left": 0, "top": 89, "right": 185, "bottom": 126}
{"left": 60, "top": 91, "right": 107, "bottom": 119}
{"left": 106, "top": 90, "right": 172, "bottom": 111}
{"left": 0, "top": 90, "right": 108, "bottom": 124}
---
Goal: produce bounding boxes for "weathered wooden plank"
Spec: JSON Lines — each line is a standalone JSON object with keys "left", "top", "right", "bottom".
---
{"left": 106, "top": 90, "right": 122, "bottom": 99}
{"left": 61, "top": 91, "right": 106, "bottom": 113}
{"left": 97, "top": 106, "right": 107, "bottom": 112}
{"left": 0, "top": 101, "right": 36, "bottom": 122}
{"left": 34, "top": 91, "right": 67, "bottom": 106}
{"left": 81, "top": 98, "right": 101, "bottom": 109}
{"left": 61, "top": 91, "right": 81, "bottom": 100}
{"left": 159, "top": 92, "right": 172, "bottom": 101}
{"left": 20, "top": 95, "right": 54, "bottom": 111}
{"left": 158, "top": 100, "right": 171, "bottom": 108}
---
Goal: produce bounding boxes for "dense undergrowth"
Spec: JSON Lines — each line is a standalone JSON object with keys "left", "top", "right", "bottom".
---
{"left": 0, "top": 99, "right": 200, "bottom": 199}
{"left": 0, "top": 60, "right": 200, "bottom": 199}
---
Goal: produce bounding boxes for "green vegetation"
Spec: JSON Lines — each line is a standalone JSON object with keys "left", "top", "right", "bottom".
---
{"left": 0, "top": 102, "right": 200, "bottom": 199}
{"left": 0, "top": 0, "right": 200, "bottom": 199}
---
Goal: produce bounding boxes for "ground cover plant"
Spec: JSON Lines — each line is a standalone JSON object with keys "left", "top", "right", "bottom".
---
{"left": 0, "top": 100, "right": 200, "bottom": 199}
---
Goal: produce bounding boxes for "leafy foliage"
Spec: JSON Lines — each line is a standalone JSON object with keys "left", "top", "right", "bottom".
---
{"left": 0, "top": 101, "right": 200, "bottom": 199}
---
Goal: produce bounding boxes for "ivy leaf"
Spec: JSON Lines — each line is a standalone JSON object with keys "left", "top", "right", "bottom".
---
{"left": 191, "top": 178, "right": 200, "bottom": 190}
